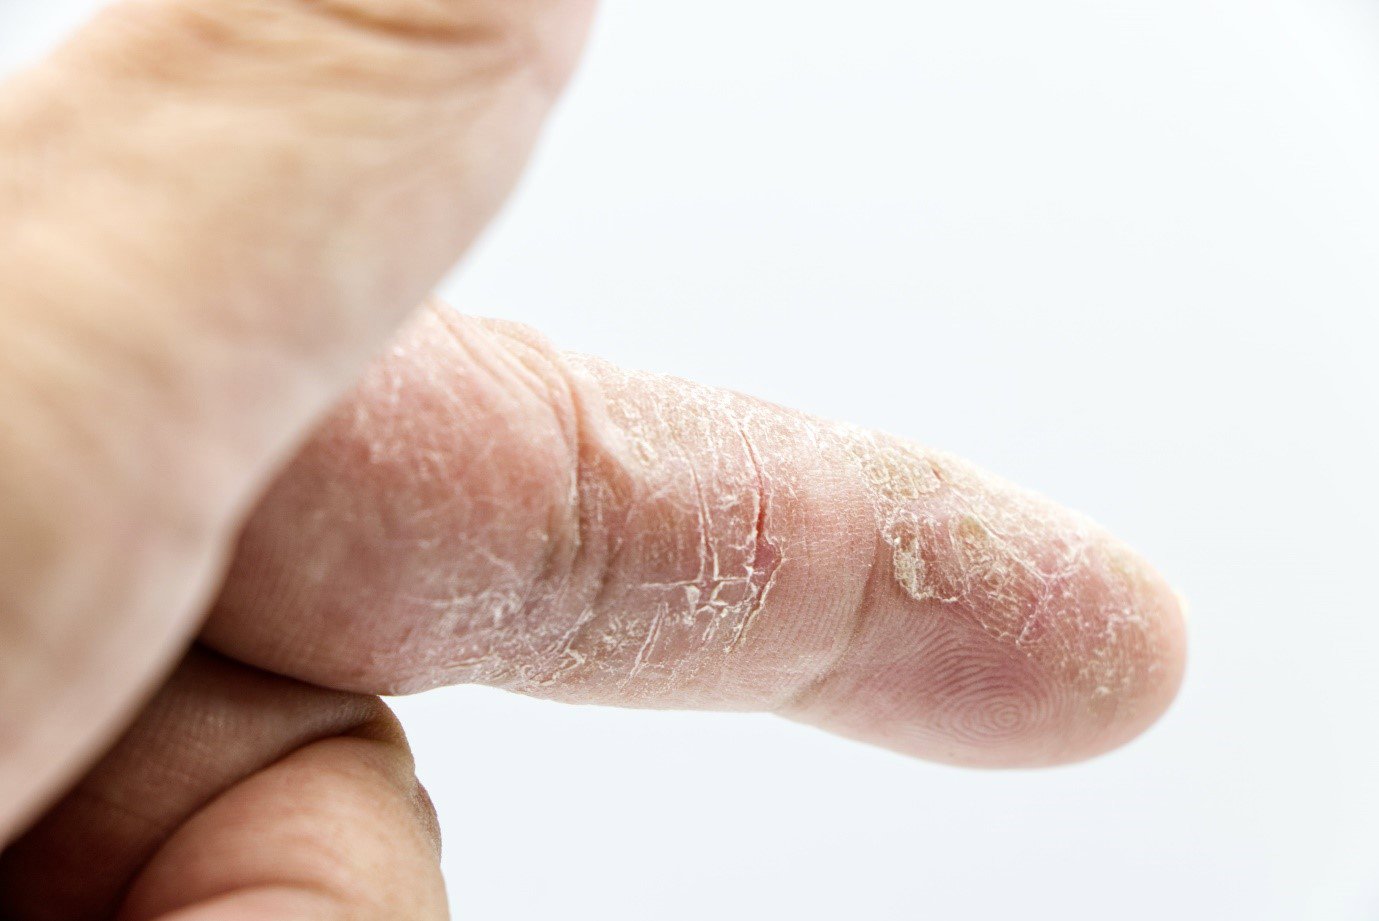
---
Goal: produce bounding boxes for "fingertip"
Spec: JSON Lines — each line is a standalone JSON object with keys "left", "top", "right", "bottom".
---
{"left": 786, "top": 559, "right": 1186, "bottom": 769}
{"left": 784, "top": 445, "right": 1190, "bottom": 768}
{"left": 1047, "top": 539, "right": 1189, "bottom": 765}
{"left": 1081, "top": 562, "right": 1188, "bottom": 759}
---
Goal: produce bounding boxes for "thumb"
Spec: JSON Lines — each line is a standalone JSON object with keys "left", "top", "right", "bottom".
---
{"left": 0, "top": 0, "right": 593, "bottom": 839}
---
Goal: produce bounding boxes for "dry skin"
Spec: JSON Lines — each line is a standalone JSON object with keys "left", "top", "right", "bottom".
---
{"left": 209, "top": 309, "right": 1184, "bottom": 766}
{"left": 845, "top": 429, "right": 1162, "bottom": 702}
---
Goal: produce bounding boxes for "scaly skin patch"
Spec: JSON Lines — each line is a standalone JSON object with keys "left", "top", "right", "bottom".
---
{"left": 495, "top": 351, "right": 1166, "bottom": 722}
{"left": 831, "top": 425, "right": 1165, "bottom": 713}
{"left": 526, "top": 357, "right": 786, "bottom": 701}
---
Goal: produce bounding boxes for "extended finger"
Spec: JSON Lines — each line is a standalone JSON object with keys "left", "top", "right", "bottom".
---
{"left": 210, "top": 305, "right": 1187, "bottom": 767}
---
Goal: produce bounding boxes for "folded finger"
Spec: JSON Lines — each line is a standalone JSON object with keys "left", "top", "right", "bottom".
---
{"left": 119, "top": 735, "right": 445, "bottom": 921}
{"left": 0, "top": 648, "right": 442, "bottom": 920}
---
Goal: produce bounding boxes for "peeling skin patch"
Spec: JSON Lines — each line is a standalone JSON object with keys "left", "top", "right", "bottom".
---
{"left": 496, "top": 352, "right": 1162, "bottom": 715}
{"left": 511, "top": 356, "right": 787, "bottom": 700}
{"left": 829, "top": 424, "right": 1165, "bottom": 708}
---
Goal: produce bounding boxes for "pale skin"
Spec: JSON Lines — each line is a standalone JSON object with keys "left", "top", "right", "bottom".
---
{"left": 0, "top": 2, "right": 1187, "bottom": 918}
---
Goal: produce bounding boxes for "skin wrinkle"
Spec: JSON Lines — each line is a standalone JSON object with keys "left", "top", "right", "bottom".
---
{"left": 552, "top": 359, "right": 783, "bottom": 698}
{"left": 376, "top": 330, "right": 621, "bottom": 692}
{"left": 512, "top": 347, "right": 622, "bottom": 688}
{"left": 435, "top": 314, "right": 567, "bottom": 646}
{"left": 362, "top": 313, "right": 589, "bottom": 690}
{"left": 536, "top": 402, "right": 639, "bottom": 690}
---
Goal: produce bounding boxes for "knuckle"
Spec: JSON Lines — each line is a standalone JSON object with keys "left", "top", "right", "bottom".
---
{"left": 504, "top": 366, "right": 791, "bottom": 704}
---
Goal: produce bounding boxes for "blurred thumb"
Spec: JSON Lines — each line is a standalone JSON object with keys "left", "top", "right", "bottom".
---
{"left": 0, "top": 0, "right": 593, "bottom": 839}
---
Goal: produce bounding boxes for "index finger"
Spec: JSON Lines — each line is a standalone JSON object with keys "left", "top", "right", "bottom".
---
{"left": 210, "top": 306, "right": 1187, "bottom": 767}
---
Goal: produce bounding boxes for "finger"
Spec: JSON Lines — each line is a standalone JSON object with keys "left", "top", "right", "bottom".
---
{"left": 209, "top": 305, "right": 1187, "bottom": 767}
{"left": 120, "top": 737, "right": 445, "bottom": 921}
{"left": 0, "top": 648, "right": 442, "bottom": 920}
{"left": 0, "top": 0, "right": 593, "bottom": 836}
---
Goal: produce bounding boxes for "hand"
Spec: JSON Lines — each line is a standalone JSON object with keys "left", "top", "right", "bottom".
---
{"left": 0, "top": 2, "right": 1187, "bottom": 917}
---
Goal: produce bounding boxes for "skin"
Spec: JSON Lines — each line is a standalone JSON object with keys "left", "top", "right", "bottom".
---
{"left": 0, "top": 2, "right": 1186, "bottom": 917}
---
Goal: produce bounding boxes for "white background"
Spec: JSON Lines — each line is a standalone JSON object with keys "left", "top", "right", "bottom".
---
{"left": 4, "top": 2, "right": 1379, "bottom": 919}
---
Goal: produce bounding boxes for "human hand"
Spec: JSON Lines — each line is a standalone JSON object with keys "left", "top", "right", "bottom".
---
{"left": 0, "top": 3, "right": 1187, "bottom": 917}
